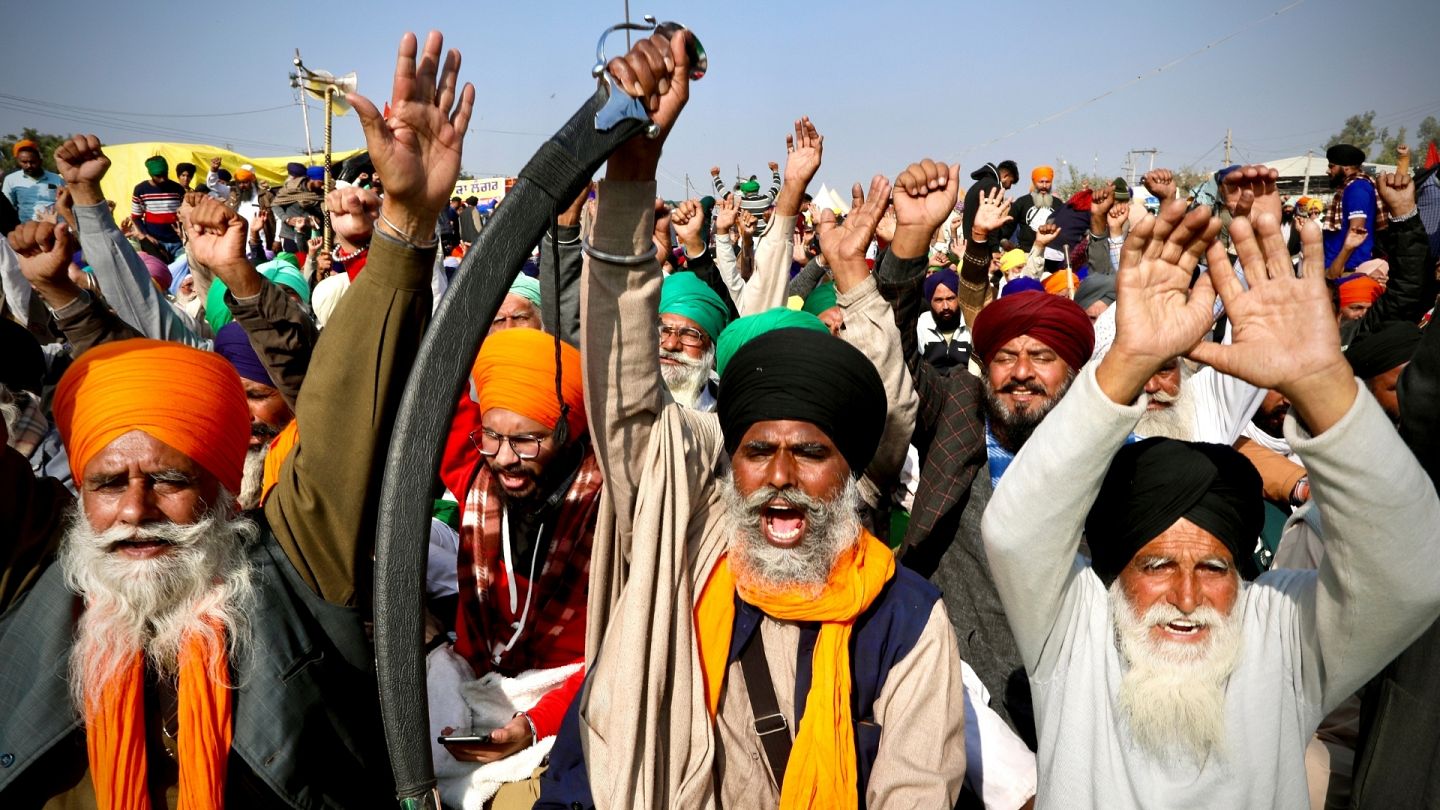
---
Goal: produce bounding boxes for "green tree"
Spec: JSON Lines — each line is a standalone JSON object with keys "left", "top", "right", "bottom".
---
{"left": 1418, "top": 116, "right": 1440, "bottom": 153}
{"left": 1326, "top": 111, "right": 1378, "bottom": 154}
{"left": 1374, "top": 126, "right": 1409, "bottom": 166}
{"left": 1054, "top": 164, "right": 1110, "bottom": 201}
{"left": 0, "top": 128, "right": 66, "bottom": 175}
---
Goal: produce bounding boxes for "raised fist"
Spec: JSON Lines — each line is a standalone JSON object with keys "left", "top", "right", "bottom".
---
{"left": 326, "top": 185, "right": 382, "bottom": 244}
{"left": 8, "top": 220, "right": 78, "bottom": 292}
{"left": 1141, "top": 169, "right": 1176, "bottom": 201}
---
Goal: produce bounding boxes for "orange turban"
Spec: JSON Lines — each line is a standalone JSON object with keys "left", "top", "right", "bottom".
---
{"left": 53, "top": 338, "right": 250, "bottom": 494}
{"left": 1338, "top": 276, "right": 1383, "bottom": 309}
{"left": 12, "top": 139, "right": 38, "bottom": 158}
{"left": 1044, "top": 270, "right": 1079, "bottom": 295}
{"left": 471, "top": 329, "right": 586, "bottom": 441}
{"left": 233, "top": 169, "right": 255, "bottom": 182}
{"left": 1032, "top": 165, "right": 1055, "bottom": 183}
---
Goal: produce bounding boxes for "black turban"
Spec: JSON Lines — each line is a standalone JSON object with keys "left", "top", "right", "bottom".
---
{"left": 1345, "top": 320, "right": 1421, "bottom": 379}
{"left": 1326, "top": 143, "right": 1365, "bottom": 167}
{"left": 1085, "top": 438, "right": 1263, "bottom": 586}
{"left": 717, "top": 327, "right": 887, "bottom": 476}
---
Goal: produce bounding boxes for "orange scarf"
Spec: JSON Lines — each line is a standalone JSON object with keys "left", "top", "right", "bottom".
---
{"left": 85, "top": 626, "right": 233, "bottom": 810}
{"left": 694, "top": 530, "right": 895, "bottom": 810}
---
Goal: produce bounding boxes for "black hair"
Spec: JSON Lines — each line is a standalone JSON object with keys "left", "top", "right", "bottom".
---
{"left": 998, "top": 160, "right": 1019, "bottom": 178}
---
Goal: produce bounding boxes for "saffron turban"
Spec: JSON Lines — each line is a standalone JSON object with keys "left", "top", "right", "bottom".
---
{"left": 660, "top": 271, "right": 729, "bottom": 341}
{"left": 715, "top": 307, "right": 829, "bottom": 377}
{"left": 1043, "top": 270, "right": 1079, "bottom": 295}
{"left": 233, "top": 169, "right": 255, "bottom": 183}
{"left": 1338, "top": 276, "right": 1383, "bottom": 309}
{"left": 924, "top": 269, "right": 959, "bottom": 302}
{"left": 1032, "top": 165, "right": 1055, "bottom": 183}
{"left": 471, "top": 328, "right": 586, "bottom": 441}
{"left": 971, "top": 291, "right": 1094, "bottom": 370}
{"left": 1345, "top": 320, "right": 1422, "bottom": 379}
{"left": 12, "top": 139, "right": 38, "bottom": 158}
{"left": 718, "top": 327, "right": 886, "bottom": 476}
{"left": 53, "top": 338, "right": 250, "bottom": 494}
{"left": 1085, "top": 438, "right": 1263, "bottom": 586}
{"left": 213, "top": 322, "right": 274, "bottom": 387}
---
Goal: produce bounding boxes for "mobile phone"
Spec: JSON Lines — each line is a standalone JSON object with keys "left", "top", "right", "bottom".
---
{"left": 437, "top": 731, "right": 492, "bottom": 745}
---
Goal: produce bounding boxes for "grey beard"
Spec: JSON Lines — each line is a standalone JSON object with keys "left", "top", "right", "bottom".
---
{"left": 981, "top": 369, "right": 1075, "bottom": 453}
{"left": 660, "top": 345, "right": 715, "bottom": 408}
{"left": 1031, "top": 191, "right": 1054, "bottom": 210}
{"left": 1110, "top": 579, "right": 1242, "bottom": 765}
{"left": 61, "top": 494, "right": 259, "bottom": 717}
{"left": 1135, "top": 366, "right": 1197, "bottom": 441}
{"left": 238, "top": 444, "right": 269, "bottom": 510}
{"left": 719, "top": 471, "right": 861, "bottom": 597}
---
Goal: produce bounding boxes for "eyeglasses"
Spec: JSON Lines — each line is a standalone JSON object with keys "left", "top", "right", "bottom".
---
{"left": 470, "top": 428, "right": 549, "bottom": 459}
{"left": 657, "top": 322, "right": 707, "bottom": 348}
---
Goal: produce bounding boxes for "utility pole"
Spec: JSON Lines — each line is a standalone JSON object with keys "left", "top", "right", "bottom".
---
{"left": 289, "top": 49, "right": 314, "bottom": 156}
{"left": 1302, "top": 149, "right": 1314, "bottom": 196}
{"left": 1123, "top": 149, "right": 1159, "bottom": 187}
{"left": 1224, "top": 129, "right": 1232, "bottom": 166}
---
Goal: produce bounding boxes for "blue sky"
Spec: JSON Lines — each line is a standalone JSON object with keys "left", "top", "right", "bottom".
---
{"left": 3, "top": 0, "right": 1436, "bottom": 199}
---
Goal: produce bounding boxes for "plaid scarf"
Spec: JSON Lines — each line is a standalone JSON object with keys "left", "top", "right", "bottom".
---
{"left": 8, "top": 389, "right": 48, "bottom": 458}
{"left": 1323, "top": 174, "right": 1388, "bottom": 233}
{"left": 454, "top": 446, "right": 602, "bottom": 676}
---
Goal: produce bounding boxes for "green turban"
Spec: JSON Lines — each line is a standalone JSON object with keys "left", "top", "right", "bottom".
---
{"left": 801, "top": 281, "right": 838, "bottom": 316}
{"left": 715, "top": 307, "right": 829, "bottom": 377}
{"left": 739, "top": 179, "right": 761, "bottom": 195}
{"left": 206, "top": 257, "right": 312, "bottom": 333}
{"left": 508, "top": 275, "right": 542, "bottom": 308}
{"left": 144, "top": 156, "right": 168, "bottom": 177}
{"left": 660, "top": 271, "right": 729, "bottom": 343}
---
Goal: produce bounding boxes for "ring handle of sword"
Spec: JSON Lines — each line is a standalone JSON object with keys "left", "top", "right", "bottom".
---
{"left": 591, "top": 16, "right": 706, "bottom": 137}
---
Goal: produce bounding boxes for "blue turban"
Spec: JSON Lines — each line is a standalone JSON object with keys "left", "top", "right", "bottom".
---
{"left": 213, "top": 322, "right": 274, "bottom": 387}
{"left": 924, "top": 269, "right": 960, "bottom": 302}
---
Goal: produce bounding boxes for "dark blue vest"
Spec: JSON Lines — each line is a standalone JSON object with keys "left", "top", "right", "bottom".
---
{"left": 537, "top": 564, "right": 941, "bottom": 809}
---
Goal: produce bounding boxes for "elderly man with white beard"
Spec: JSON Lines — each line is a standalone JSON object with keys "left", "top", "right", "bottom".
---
{"left": 982, "top": 193, "right": 1440, "bottom": 807}
{"left": 656, "top": 270, "right": 728, "bottom": 411}
{"left": 0, "top": 30, "right": 475, "bottom": 807}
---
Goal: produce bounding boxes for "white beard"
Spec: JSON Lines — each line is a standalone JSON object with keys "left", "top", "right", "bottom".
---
{"left": 1136, "top": 369, "right": 1198, "bottom": 441}
{"left": 61, "top": 496, "right": 259, "bottom": 718}
{"left": 719, "top": 471, "right": 861, "bottom": 598}
{"left": 1110, "top": 579, "right": 1242, "bottom": 764}
{"left": 238, "top": 444, "right": 269, "bottom": 510}
{"left": 660, "top": 345, "right": 715, "bottom": 408}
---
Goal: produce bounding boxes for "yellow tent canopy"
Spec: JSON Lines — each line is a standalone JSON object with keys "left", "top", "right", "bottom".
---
{"left": 99, "top": 142, "right": 364, "bottom": 222}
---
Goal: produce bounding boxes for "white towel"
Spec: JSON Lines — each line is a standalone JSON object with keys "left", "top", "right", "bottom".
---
{"left": 427, "top": 645, "right": 582, "bottom": 810}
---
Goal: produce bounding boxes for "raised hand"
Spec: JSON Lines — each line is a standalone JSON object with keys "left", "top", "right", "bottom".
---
{"left": 1188, "top": 214, "right": 1354, "bottom": 433}
{"left": 53, "top": 134, "right": 110, "bottom": 206}
{"left": 183, "top": 193, "right": 257, "bottom": 293}
{"left": 1142, "top": 168, "right": 1176, "bottom": 201}
{"left": 714, "top": 194, "right": 738, "bottom": 233}
{"left": 326, "top": 185, "right": 381, "bottom": 246}
{"left": 8, "top": 221, "right": 84, "bottom": 307}
{"left": 767, "top": 160, "right": 779, "bottom": 173}
{"left": 1376, "top": 171, "right": 1416, "bottom": 218}
{"left": 1034, "top": 221, "right": 1061, "bottom": 250}
{"left": 738, "top": 210, "right": 757, "bottom": 238}
{"left": 1342, "top": 220, "right": 1368, "bottom": 252}
{"left": 890, "top": 158, "right": 960, "bottom": 259}
{"left": 1090, "top": 184, "right": 1114, "bottom": 234}
{"left": 709, "top": 166, "right": 721, "bottom": 177}
{"left": 1108, "top": 202, "right": 1130, "bottom": 230}
{"left": 775, "top": 117, "right": 823, "bottom": 216}
{"left": 816, "top": 175, "right": 891, "bottom": 291}
{"left": 209, "top": 157, "right": 222, "bottom": 172}
{"left": 557, "top": 182, "right": 592, "bottom": 228}
{"left": 1396, "top": 143, "right": 1411, "bottom": 178}
{"left": 348, "top": 31, "right": 475, "bottom": 243}
{"left": 876, "top": 208, "right": 897, "bottom": 245}
{"left": 1095, "top": 200, "right": 1220, "bottom": 405}
{"left": 1221, "top": 165, "right": 1281, "bottom": 221}
{"left": 670, "top": 197, "right": 704, "bottom": 254}
{"left": 53, "top": 187, "right": 75, "bottom": 231}
{"left": 971, "top": 186, "right": 1014, "bottom": 242}
{"left": 605, "top": 29, "right": 693, "bottom": 182}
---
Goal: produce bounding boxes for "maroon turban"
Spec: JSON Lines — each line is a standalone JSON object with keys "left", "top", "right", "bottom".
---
{"left": 971, "top": 291, "right": 1094, "bottom": 371}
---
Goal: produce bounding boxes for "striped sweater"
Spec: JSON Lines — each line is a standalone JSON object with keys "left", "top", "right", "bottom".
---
{"left": 131, "top": 178, "right": 187, "bottom": 242}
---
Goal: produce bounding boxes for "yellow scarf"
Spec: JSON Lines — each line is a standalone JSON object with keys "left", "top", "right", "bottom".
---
{"left": 85, "top": 625, "right": 233, "bottom": 809}
{"left": 694, "top": 530, "right": 895, "bottom": 810}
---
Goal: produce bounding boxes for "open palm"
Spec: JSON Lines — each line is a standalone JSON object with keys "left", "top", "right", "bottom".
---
{"left": 1111, "top": 201, "right": 1221, "bottom": 366}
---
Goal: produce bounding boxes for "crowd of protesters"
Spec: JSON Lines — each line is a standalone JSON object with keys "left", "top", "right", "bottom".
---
{"left": 2, "top": 25, "right": 1440, "bottom": 810}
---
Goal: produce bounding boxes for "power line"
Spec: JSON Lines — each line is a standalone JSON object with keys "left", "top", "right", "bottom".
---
{"left": 951, "top": 0, "right": 1307, "bottom": 158}
{"left": 0, "top": 93, "right": 298, "bottom": 120}
{"left": 0, "top": 99, "right": 306, "bottom": 153}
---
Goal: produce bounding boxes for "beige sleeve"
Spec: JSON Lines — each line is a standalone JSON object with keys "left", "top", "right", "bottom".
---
{"left": 866, "top": 600, "right": 968, "bottom": 807}
{"left": 836, "top": 275, "right": 917, "bottom": 504}
{"left": 737, "top": 213, "right": 798, "bottom": 316}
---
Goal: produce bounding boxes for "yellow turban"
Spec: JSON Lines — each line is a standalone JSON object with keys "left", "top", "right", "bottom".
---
{"left": 999, "top": 249, "right": 1028, "bottom": 274}
{"left": 53, "top": 338, "right": 250, "bottom": 494}
{"left": 471, "top": 329, "right": 586, "bottom": 441}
